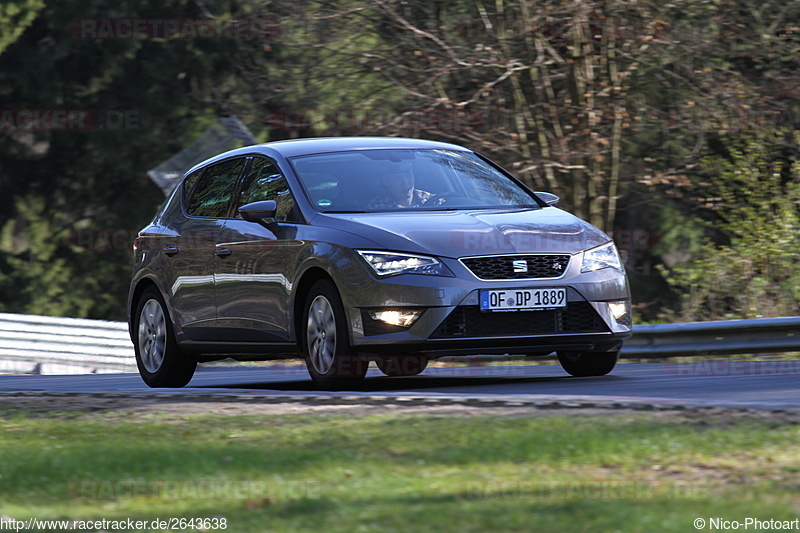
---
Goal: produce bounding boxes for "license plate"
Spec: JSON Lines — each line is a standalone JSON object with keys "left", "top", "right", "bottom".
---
{"left": 479, "top": 288, "right": 567, "bottom": 311}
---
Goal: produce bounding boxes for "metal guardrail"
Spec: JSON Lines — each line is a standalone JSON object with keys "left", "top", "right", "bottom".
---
{"left": 0, "top": 313, "right": 135, "bottom": 374}
{"left": 621, "top": 316, "right": 800, "bottom": 358}
{"left": 1, "top": 313, "right": 799, "bottom": 375}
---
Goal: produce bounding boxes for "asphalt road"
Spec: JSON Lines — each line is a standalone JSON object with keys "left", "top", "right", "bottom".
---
{"left": 0, "top": 360, "right": 798, "bottom": 411}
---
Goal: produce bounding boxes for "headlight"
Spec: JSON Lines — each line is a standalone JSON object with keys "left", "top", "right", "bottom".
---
{"left": 357, "top": 250, "right": 454, "bottom": 277}
{"left": 581, "top": 242, "right": 624, "bottom": 273}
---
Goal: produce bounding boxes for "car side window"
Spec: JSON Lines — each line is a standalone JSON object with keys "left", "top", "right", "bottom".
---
{"left": 182, "top": 169, "right": 204, "bottom": 206}
{"left": 237, "top": 157, "right": 298, "bottom": 222}
{"left": 186, "top": 158, "right": 246, "bottom": 218}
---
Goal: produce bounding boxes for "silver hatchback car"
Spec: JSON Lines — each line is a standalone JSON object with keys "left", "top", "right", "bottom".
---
{"left": 128, "top": 137, "right": 631, "bottom": 389}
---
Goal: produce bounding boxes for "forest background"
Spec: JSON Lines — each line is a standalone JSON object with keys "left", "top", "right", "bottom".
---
{"left": 1, "top": 0, "right": 799, "bottom": 323}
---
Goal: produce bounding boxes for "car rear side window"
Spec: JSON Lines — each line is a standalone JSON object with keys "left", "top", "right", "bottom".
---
{"left": 182, "top": 169, "right": 204, "bottom": 206}
{"left": 186, "top": 158, "right": 246, "bottom": 217}
{"left": 236, "top": 157, "right": 298, "bottom": 222}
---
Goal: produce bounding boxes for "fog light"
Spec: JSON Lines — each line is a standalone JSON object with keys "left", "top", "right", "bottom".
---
{"left": 368, "top": 309, "right": 423, "bottom": 328}
{"left": 607, "top": 300, "right": 632, "bottom": 327}
{"left": 607, "top": 301, "right": 627, "bottom": 319}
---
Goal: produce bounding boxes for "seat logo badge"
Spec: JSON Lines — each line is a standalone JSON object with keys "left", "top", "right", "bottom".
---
{"left": 512, "top": 260, "right": 528, "bottom": 273}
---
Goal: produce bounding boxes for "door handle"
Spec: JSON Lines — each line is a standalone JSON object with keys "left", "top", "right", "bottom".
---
{"left": 163, "top": 246, "right": 179, "bottom": 256}
{"left": 215, "top": 248, "right": 232, "bottom": 257}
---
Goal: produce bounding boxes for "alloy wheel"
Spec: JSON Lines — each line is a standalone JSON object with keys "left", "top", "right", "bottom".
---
{"left": 138, "top": 299, "right": 166, "bottom": 373}
{"left": 306, "top": 295, "right": 336, "bottom": 374}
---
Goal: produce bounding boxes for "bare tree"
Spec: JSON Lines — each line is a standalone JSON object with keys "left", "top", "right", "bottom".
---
{"left": 242, "top": 0, "right": 668, "bottom": 231}
{"left": 234, "top": 0, "right": 799, "bottom": 234}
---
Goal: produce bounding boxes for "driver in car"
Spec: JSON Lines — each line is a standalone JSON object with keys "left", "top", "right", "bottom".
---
{"left": 368, "top": 163, "right": 431, "bottom": 209}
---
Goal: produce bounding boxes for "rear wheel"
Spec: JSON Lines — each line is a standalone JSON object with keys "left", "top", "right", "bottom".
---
{"left": 302, "top": 280, "right": 367, "bottom": 390}
{"left": 557, "top": 350, "right": 619, "bottom": 377}
{"left": 133, "top": 287, "right": 196, "bottom": 387}
{"left": 376, "top": 355, "right": 428, "bottom": 377}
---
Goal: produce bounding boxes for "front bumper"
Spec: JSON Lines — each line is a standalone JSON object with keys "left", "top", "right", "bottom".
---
{"left": 341, "top": 256, "right": 632, "bottom": 357}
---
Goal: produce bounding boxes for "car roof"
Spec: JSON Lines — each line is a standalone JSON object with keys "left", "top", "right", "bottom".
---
{"left": 264, "top": 136, "right": 469, "bottom": 157}
{"left": 184, "top": 137, "right": 471, "bottom": 175}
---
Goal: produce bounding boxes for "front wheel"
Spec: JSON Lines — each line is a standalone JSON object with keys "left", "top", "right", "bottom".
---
{"left": 557, "top": 350, "right": 619, "bottom": 377}
{"left": 133, "top": 287, "right": 196, "bottom": 387}
{"left": 302, "top": 280, "right": 367, "bottom": 390}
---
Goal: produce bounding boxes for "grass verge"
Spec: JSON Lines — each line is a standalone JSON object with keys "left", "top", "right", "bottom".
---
{"left": 0, "top": 401, "right": 798, "bottom": 532}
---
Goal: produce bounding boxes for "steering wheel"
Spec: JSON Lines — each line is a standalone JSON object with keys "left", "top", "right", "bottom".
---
{"left": 424, "top": 191, "right": 465, "bottom": 206}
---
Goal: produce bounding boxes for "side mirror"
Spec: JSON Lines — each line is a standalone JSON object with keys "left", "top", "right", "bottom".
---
{"left": 534, "top": 192, "right": 559, "bottom": 207}
{"left": 239, "top": 200, "right": 278, "bottom": 224}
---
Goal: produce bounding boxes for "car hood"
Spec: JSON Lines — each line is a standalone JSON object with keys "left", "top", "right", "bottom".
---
{"left": 317, "top": 207, "right": 610, "bottom": 257}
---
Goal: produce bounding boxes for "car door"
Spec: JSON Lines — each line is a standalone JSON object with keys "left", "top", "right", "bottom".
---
{"left": 164, "top": 158, "right": 246, "bottom": 341}
{"left": 214, "top": 156, "right": 299, "bottom": 342}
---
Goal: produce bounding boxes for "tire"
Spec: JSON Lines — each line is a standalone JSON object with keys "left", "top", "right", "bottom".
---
{"left": 133, "top": 286, "right": 197, "bottom": 388}
{"left": 557, "top": 350, "right": 619, "bottom": 377}
{"left": 376, "top": 356, "right": 428, "bottom": 377}
{"left": 302, "top": 280, "right": 368, "bottom": 390}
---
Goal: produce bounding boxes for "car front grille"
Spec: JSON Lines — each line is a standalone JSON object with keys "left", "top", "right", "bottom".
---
{"left": 430, "top": 302, "right": 608, "bottom": 339}
{"left": 461, "top": 254, "right": 571, "bottom": 280}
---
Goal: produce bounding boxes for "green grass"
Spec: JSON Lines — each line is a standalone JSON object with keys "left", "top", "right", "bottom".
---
{"left": 1, "top": 408, "right": 798, "bottom": 532}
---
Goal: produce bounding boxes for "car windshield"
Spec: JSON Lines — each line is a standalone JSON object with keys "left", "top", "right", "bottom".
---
{"left": 289, "top": 149, "right": 540, "bottom": 212}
